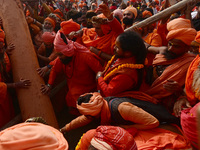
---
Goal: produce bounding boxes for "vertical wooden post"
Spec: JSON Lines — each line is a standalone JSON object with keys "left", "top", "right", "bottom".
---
{"left": 0, "top": 0, "right": 58, "bottom": 128}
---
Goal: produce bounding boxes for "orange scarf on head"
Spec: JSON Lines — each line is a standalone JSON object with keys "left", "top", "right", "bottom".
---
{"left": 185, "top": 55, "right": 200, "bottom": 105}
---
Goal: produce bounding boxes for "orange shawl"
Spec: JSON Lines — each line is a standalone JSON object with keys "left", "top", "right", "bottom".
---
{"left": 185, "top": 55, "right": 200, "bottom": 105}
{"left": 145, "top": 53, "right": 195, "bottom": 100}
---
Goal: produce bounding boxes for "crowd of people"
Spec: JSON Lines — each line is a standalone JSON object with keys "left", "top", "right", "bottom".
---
{"left": 1, "top": 0, "right": 200, "bottom": 149}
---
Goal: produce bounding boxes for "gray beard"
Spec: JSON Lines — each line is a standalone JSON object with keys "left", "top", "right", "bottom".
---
{"left": 42, "top": 25, "right": 54, "bottom": 32}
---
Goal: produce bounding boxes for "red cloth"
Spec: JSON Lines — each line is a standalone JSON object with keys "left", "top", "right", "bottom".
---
{"left": 0, "top": 29, "right": 5, "bottom": 43}
{"left": 42, "top": 31, "right": 56, "bottom": 43}
{"left": 82, "top": 18, "right": 123, "bottom": 56}
{"left": 181, "top": 102, "right": 200, "bottom": 149}
{"left": 98, "top": 57, "right": 138, "bottom": 97}
{"left": 48, "top": 52, "right": 103, "bottom": 108}
{"left": 145, "top": 53, "right": 196, "bottom": 101}
{"left": 91, "top": 126, "right": 137, "bottom": 150}
{"left": 130, "top": 127, "right": 191, "bottom": 150}
{"left": 0, "top": 53, "right": 14, "bottom": 128}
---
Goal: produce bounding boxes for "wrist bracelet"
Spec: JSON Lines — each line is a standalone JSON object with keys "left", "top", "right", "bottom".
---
{"left": 47, "top": 64, "right": 52, "bottom": 69}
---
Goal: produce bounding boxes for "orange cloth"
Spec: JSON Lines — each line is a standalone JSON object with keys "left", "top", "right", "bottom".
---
{"left": 44, "top": 17, "right": 56, "bottom": 29}
{"left": 142, "top": 10, "right": 152, "bottom": 18}
{"left": 0, "top": 123, "right": 69, "bottom": 150}
{"left": 185, "top": 55, "right": 200, "bottom": 105}
{"left": 144, "top": 29, "right": 162, "bottom": 66}
{"left": 145, "top": 53, "right": 196, "bottom": 101}
{"left": 60, "top": 19, "right": 80, "bottom": 35}
{"left": 166, "top": 18, "right": 197, "bottom": 45}
{"left": 42, "top": 31, "right": 56, "bottom": 43}
{"left": 131, "top": 126, "right": 191, "bottom": 150}
{"left": 79, "top": 129, "right": 96, "bottom": 149}
{"left": 156, "top": 22, "right": 168, "bottom": 46}
{"left": 82, "top": 18, "right": 123, "bottom": 57}
{"left": 0, "top": 29, "right": 5, "bottom": 43}
{"left": 48, "top": 50, "right": 103, "bottom": 108}
{"left": 48, "top": 5, "right": 54, "bottom": 12}
{"left": 124, "top": 6, "right": 137, "bottom": 19}
{"left": 194, "top": 31, "right": 200, "bottom": 44}
{"left": 91, "top": 126, "right": 137, "bottom": 150}
{"left": 77, "top": 92, "right": 104, "bottom": 116}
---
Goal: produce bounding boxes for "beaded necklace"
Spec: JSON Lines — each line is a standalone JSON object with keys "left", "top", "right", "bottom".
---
{"left": 103, "top": 55, "right": 145, "bottom": 81}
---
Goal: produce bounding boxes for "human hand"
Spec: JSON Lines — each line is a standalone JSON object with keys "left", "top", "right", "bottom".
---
{"left": 15, "top": 78, "right": 31, "bottom": 88}
{"left": 163, "top": 79, "right": 182, "bottom": 93}
{"left": 173, "top": 97, "right": 191, "bottom": 117}
{"left": 60, "top": 126, "right": 67, "bottom": 134}
{"left": 40, "top": 84, "right": 51, "bottom": 94}
{"left": 6, "top": 43, "right": 15, "bottom": 55}
{"left": 26, "top": 16, "right": 34, "bottom": 24}
{"left": 37, "top": 66, "right": 49, "bottom": 77}
{"left": 98, "top": 3, "right": 113, "bottom": 20}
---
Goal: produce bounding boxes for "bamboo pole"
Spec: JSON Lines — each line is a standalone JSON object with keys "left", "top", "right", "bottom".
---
{"left": 125, "top": 0, "right": 200, "bottom": 32}
{"left": 0, "top": 0, "right": 58, "bottom": 128}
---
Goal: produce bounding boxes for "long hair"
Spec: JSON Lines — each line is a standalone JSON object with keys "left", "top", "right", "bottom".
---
{"left": 117, "top": 31, "right": 147, "bottom": 89}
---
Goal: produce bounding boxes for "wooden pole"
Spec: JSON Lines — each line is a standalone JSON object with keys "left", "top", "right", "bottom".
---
{"left": 125, "top": 0, "right": 200, "bottom": 32}
{"left": 0, "top": 0, "right": 58, "bottom": 128}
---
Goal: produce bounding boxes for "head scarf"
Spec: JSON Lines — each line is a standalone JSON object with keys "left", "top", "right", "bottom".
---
{"left": 44, "top": 17, "right": 56, "bottom": 29}
{"left": 113, "top": 9, "right": 123, "bottom": 20}
{"left": 77, "top": 92, "right": 104, "bottom": 116}
{"left": 91, "top": 126, "right": 137, "bottom": 150}
{"left": 142, "top": 10, "right": 152, "bottom": 18}
{"left": 42, "top": 31, "right": 56, "bottom": 43}
{"left": 0, "top": 123, "right": 68, "bottom": 150}
{"left": 60, "top": 19, "right": 80, "bottom": 35}
{"left": 166, "top": 18, "right": 197, "bottom": 45}
{"left": 79, "top": 3, "right": 83, "bottom": 8}
{"left": 0, "top": 29, "right": 5, "bottom": 43}
{"left": 124, "top": 6, "right": 137, "bottom": 19}
{"left": 54, "top": 31, "right": 89, "bottom": 57}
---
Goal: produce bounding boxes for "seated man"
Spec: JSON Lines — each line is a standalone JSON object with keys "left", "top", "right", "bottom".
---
{"left": 144, "top": 18, "right": 197, "bottom": 113}
{"left": 41, "top": 20, "right": 103, "bottom": 110}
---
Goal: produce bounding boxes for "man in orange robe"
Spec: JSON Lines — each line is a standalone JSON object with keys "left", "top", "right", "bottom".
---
{"left": 41, "top": 20, "right": 103, "bottom": 110}
{"left": 144, "top": 18, "right": 197, "bottom": 113}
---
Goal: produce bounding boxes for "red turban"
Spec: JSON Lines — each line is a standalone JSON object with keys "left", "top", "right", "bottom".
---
{"left": 60, "top": 19, "right": 80, "bottom": 35}
{"left": 42, "top": 31, "right": 56, "bottom": 43}
{"left": 0, "top": 123, "right": 69, "bottom": 150}
{"left": 181, "top": 102, "right": 200, "bottom": 149}
{"left": 0, "top": 29, "right": 5, "bottom": 43}
{"left": 54, "top": 31, "right": 89, "bottom": 57}
{"left": 124, "top": 6, "right": 137, "bottom": 19}
{"left": 166, "top": 18, "right": 197, "bottom": 45}
{"left": 91, "top": 126, "right": 137, "bottom": 150}
{"left": 44, "top": 17, "right": 56, "bottom": 29}
{"left": 142, "top": 10, "right": 152, "bottom": 18}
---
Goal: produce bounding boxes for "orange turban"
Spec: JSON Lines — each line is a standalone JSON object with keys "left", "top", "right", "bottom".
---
{"left": 79, "top": 3, "right": 83, "bottom": 8}
{"left": 0, "top": 29, "right": 5, "bottom": 43}
{"left": 54, "top": 9, "right": 64, "bottom": 17}
{"left": 166, "top": 18, "right": 197, "bottom": 45}
{"left": 77, "top": 92, "right": 104, "bottom": 116}
{"left": 0, "top": 123, "right": 68, "bottom": 150}
{"left": 44, "top": 17, "right": 56, "bottom": 29}
{"left": 142, "top": 10, "right": 152, "bottom": 18}
{"left": 91, "top": 126, "right": 137, "bottom": 150}
{"left": 60, "top": 19, "right": 80, "bottom": 35}
{"left": 194, "top": 31, "right": 200, "bottom": 44}
{"left": 42, "top": 31, "right": 56, "bottom": 43}
{"left": 48, "top": 5, "right": 54, "bottom": 12}
{"left": 124, "top": 6, "right": 137, "bottom": 19}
